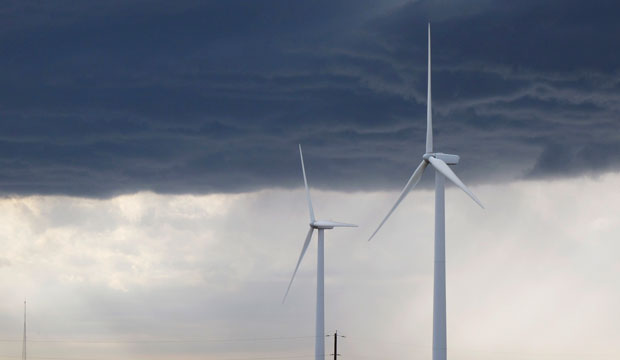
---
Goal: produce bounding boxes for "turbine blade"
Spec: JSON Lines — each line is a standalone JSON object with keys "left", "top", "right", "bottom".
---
{"left": 282, "top": 227, "right": 315, "bottom": 303}
{"left": 426, "top": 22, "right": 433, "bottom": 153}
{"left": 368, "top": 159, "right": 428, "bottom": 241}
{"left": 299, "top": 144, "right": 315, "bottom": 222}
{"left": 427, "top": 156, "right": 484, "bottom": 208}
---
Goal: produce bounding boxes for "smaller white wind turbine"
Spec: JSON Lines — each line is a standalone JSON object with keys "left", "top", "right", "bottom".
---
{"left": 283, "top": 145, "right": 357, "bottom": 360}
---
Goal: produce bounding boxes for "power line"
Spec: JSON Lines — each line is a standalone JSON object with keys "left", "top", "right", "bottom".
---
{"left": 0, "top": 335, "right": 317, "bottom": 344}
{"left": 0, "top": 354, "right": 316, "bottom": 360}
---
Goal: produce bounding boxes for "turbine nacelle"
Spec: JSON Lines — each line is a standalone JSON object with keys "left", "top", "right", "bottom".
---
{"left": 311, "top": 220, "right": 358, "bottom": 229}
{"left": 423, "top": 152, "right": 460, "bottom": 165}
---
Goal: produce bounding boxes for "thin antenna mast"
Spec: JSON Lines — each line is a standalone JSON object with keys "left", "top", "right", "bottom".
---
{"left": 22, "top": 300, "right": 26, "bottom": 360}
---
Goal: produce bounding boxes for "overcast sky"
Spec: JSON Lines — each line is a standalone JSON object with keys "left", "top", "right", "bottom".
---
{"left": 0, "top": 1, "right": 619, "bottom": 359}
{"left": 0, "top": 0, "right": 619, "bottom": 196}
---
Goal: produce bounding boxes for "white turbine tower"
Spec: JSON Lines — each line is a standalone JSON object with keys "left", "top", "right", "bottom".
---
{"left": 368, "top": 24, "right": 484, "bottom": 360}
{"left": 283, "top": 145, "right": 357, "bottom": 360}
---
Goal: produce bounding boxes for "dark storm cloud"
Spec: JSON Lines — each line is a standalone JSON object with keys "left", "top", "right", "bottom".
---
{"left": 0, "top": 0, "right": 619, "bottom": 196}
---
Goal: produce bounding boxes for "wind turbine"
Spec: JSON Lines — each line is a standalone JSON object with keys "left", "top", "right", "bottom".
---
{"left": 283, "top": 145, "right": 357, "bottom": 360}
{"left": 368, "top": 24, "right": 484, "bottom": 360}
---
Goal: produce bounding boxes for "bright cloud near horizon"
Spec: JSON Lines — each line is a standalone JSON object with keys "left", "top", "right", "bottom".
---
{"left": 0, "top": 172, "right": 619, "bottom": 360}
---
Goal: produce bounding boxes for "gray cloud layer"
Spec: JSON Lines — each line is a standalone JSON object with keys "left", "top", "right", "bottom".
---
{"left": 1, "top": 0, "right": 619, "bottom": 196}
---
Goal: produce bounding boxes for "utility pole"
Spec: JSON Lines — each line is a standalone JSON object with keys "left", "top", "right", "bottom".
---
{"left": 22, "top": 300, "right": 26, "bottom": 360}
{"left": 326, "top": 331, "right": 345, "bottom": 360}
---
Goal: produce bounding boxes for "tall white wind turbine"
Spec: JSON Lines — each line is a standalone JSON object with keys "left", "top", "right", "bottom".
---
{"left": 283, "top": 145, "right": 357, "bottom": 360}
{"left": 368, "top": 24, "right": 484, "bottom": 360}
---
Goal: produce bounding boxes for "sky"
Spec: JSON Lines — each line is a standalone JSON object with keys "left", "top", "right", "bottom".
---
{"left": 0, "top": 0, "right": 619, "bottom": 359}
